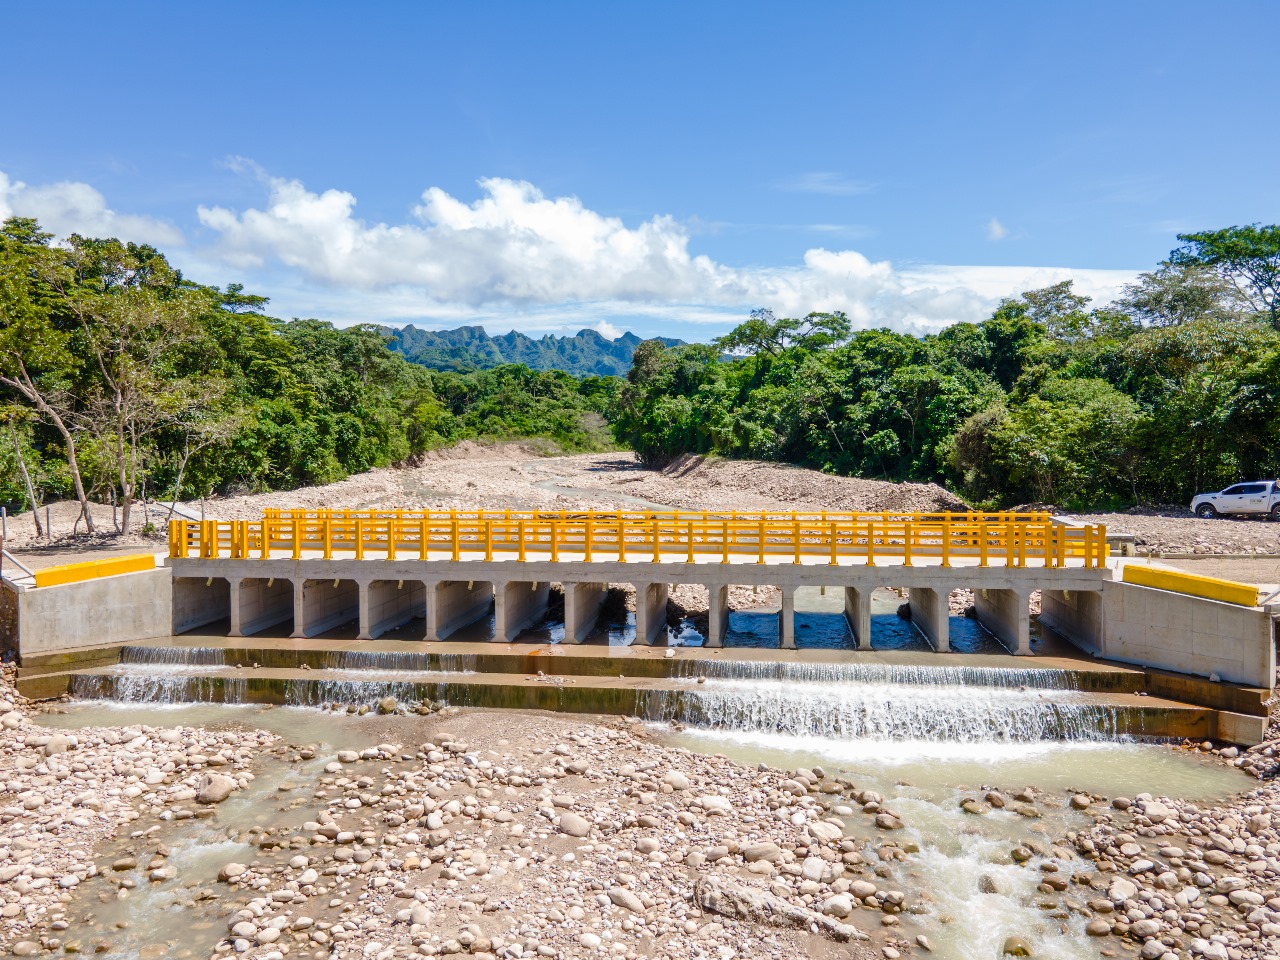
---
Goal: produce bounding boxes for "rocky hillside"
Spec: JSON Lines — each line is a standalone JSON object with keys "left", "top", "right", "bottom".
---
{"left": 377, "top": 324, "right": 684, "bottom": 377}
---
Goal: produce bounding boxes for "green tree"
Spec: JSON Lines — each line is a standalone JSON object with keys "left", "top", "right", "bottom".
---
{"left": 1170, "top": 225, "right": 1280, "bottom": 329}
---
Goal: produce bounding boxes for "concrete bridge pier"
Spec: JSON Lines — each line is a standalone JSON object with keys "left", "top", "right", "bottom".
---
{"left": 359, "top": 579, "right": 426, "bottom": 641}
{"left": 295, "top": 578, "right": 359, "bottom": 638}
{"left": 428, "top": 580, "right": 493, "bottom": 641}
{"left": 495, "top": 581, "right": 551, "bottom": 642}
{"left": 843, "top": 587, "right": 872, "bottom": 649}
{"left": 635, "top": 582, "right": 670, "bottom": 645}
{"left": 706, "top": 585, "right": 729, "bottom": 648}
{"left": 974, "top": 587, "right": 1032, "bottom": 655}
{"left": 778, "top": 585, "right": 796, "bottom": 650}
{"left": 230, "top": 576, "right": 293, "bottom": 638}
{"left": 563, "top": 582, "right": 607, "bottom": 644}
{"left": 909, "top": 587, "right": 950, "bottom": 652}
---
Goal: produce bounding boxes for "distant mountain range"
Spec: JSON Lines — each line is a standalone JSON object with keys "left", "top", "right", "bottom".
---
{"left": 375, "top": 324, "right": 685, "bottom": 377}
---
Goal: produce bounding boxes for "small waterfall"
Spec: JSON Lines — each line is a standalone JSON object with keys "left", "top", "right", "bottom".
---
{"left": 316, "top": 650, "right": 476, "bottom": 674}
{"left": 671, "top": 659, "right": 1076, "bottom": 690}
{"left": 641, "top": 679, "right": 1127, "bottom": 743}
{"left": 71, "top": 674, "right": 248, "bottom": 704}
{"left": 284, "top": 675, "right": 451, "bottom": 708}
{"left": 121, "top": 646, "right": 227, "bottom": 667}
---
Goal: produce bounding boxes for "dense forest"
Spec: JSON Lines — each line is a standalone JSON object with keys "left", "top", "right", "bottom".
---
{"left": 612, "top": 225, "right": 1280, "bottom": 509}
{"left": 0, "top": 218, "right": 614, "bottom": 533}
{"left": 3, "top": 215, "right": 1278, "bottom": 534}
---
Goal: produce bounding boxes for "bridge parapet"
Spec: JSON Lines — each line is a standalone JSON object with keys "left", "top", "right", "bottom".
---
{"left": 169, "top": 509, "right": 1109, "bottom": 569}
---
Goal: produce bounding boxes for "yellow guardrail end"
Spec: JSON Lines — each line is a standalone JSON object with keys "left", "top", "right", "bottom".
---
{"left": 1121, "top": 564, "right": 1260, "bottom": 607}
{"left": 33, "top": 553, "right": 157, "bottom": 588}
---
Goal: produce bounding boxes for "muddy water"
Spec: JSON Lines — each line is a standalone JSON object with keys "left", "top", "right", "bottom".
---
{"left": 663, "top": 727, "right": 1247, "bottom": 960}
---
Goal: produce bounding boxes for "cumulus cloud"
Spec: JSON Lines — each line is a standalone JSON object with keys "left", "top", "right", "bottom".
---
{"left": 2, "top": 165, "right": 1138, "bottom": 336}
{"left": 0, "top": 171, "right": 183, "bottom": 247}
{"left": 987, "top": 216, "right": 1008, "bottom": 241}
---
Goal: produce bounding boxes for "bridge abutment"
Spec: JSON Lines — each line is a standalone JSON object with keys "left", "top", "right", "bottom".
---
{"left": 563, "top": 582, "right": 607, "bottom": 644}
{"left": 428, "top": 580, "right": 493, "bottom": 641}
{"left": 975, "top": 587, "right": 1032, "bottom": 655}
{"left": 909, "top": 587, "right": 950, "bottom": 653}
{"left": 635, "top": 582, "right": 670, "bottom": 645}
{"left": 495, "top": 581, "right": 550, "bottom": 642}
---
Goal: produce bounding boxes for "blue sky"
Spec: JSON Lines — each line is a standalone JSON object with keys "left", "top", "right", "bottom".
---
{"left": 2, "top": 1, "right": 1277, "bottom": 340}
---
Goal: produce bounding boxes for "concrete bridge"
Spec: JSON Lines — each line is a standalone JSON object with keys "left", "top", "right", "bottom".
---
{"left": 165, "top": 509, "right": 1113, "bottom": 655}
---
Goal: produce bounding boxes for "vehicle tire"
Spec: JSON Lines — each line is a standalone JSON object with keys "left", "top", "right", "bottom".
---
{"left": 1272, "top": 503, "right": 1280, "bottom": 521}
{"left": 1195, "top": 503, "right": 1218, "bottom": 519}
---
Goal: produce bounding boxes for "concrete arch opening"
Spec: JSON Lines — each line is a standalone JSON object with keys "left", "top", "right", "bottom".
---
{"left": 362, "top": 579, "right": 427, "bottom": 641}
{"left": 428, "top": 580, "right": 494, "bottom": 641}
{"left": 296, "top": 578, "right": 360, "bottom": 638}
{"left": 231, "top": 577, "right": 294, "bottom": 638}
{"left": 172, "top": 576, "right": 231, "bottom": 635}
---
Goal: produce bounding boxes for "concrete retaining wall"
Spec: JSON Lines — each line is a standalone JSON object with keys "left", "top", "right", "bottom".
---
{"left": 5, "top": 569, "right": 172, "bottom": 657}
{"left": 1044, "top": 581, "right": 1276, "bottom": 689}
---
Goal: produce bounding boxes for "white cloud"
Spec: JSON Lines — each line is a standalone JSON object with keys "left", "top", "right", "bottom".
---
{"left": 987, "top": 216, "right": 1008, "bottom": 241}
{"left": 774, "top": 172, "right": 873, "bottom": 196}
{"left": 0, "top": 171, "right": 183, "bottom": 247}
{"left": 593, "top": 319, "right": 623, "bottom": 339}
{"left": 2, "top": 166, "right": 1140, "bottom": 337}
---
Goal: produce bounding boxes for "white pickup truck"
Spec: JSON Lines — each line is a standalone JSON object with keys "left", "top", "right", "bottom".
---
{"left": 1191, "top": 480, "right": 1280, "bottom": 519}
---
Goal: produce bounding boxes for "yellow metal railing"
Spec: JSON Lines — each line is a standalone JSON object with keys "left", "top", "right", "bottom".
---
{"left": 168, "top": 509, "right": 1109, "bottom": 568}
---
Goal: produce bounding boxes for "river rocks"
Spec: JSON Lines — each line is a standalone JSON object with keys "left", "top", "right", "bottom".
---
{"left": 1002, "top": 935, "right": 1034, "bottom": 955}
{"left": 196, "top": 772, "right": 238, "bottom": 804}
{"left": 218, "top": 862, "right": 248, "bottom": 881}
{"left": 821, "top": 893, "right": 854, "bottom": 917}
{"left": 607, "top": 887, "right": 645, "bottom": 913}
{"left": 742, "top": 841, "right": 782, "bottom": 863}
{"left": 557, "top": 811, "right": 590, "bottom": 837}
{"left": 1140, "top": 800, "right": 1172, "bottom": 823}
{"left": 663, "top": 770, "right": 691, "bottom": 790}
{"left": 695, "top": 875, "right": 867, "bottom": 942}
{"left": 376, "top": 696, "right": 398, "bottom": 714}
{"left": 1086, "top": 919, "right": 1111, "bottom": 936}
